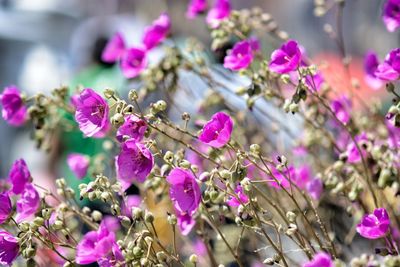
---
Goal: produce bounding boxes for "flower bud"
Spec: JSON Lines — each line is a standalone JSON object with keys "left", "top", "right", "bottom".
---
{"left": 189, "top": 254, "right": 198, "bottom": 263}
{"left": 156, "top": 251, "right": 167, "bottom": 261}
{"left": 154, "top": 100, "right": 167, "bottom": 111}
{"left": 91, "top": 210, "right": 103, "bottom": 222}
{"left": 250, "top": 144, "right": 261, "bottom": 155}
{"left": 133, "top": 246, "right": 143, "bottom": 257}
{"left": 168, "top": 214, "right": 177, "bottom": 225}
{"left": 144, "top": 212, "right": 154, "bottom": 223}
{"left": 120, "top": 216, "right": 131, "bottom": 228}
{"left": 111, "top": 113, "right": 125, "bottom": 127}
{"left": 286, "top": 211, "right": 297, "bottom": 223}
{"left": 220, "top": 170, "right": 231, "bottom": 179}
{"left": 128, "top": 90, "right": 138, "bottom": 101}
{"left": 53, "top": 220, "right": 63, "bottom": 230}
{"left": 164, "top": 151, "right": 174, "bottom": 163}
{"left": 179, "top": 160, "right": 191, "bottom": 169}
{"left": 103, "top": 88, "right": 115, "bottom": 99}
{"left": 41, "top": 208, "right": 51, "bottom": 220}
{"left": 132, "top": 207, "right": 143, "bottom": 219}
{"left": 33, "top": 217, "right": 44, "bottom": 227}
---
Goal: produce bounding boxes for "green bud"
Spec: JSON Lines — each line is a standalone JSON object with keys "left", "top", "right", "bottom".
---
{"left": 286, "top": 211, "right": 297, "bottom": 223}
{"left": 154, "top": 100, "right": 167, "bottom": 111}
{"left": 164, "top": 151, "right": 174, "bottom": 163}
{"left": 144, "top": 212, "right": 154, "bottom": 223}
{"left": 33, "top": 217, "right": 44, "bottom": 227}
{"left": 156, "top": 251, "right": 167, "bottom": 261}
{"left": 132, "top": 246, "right": 143, "bottom": 257}
{"left": 179, "top": 160, "right": 191, "bottom": 169}
{"left": 121, "top": 216, "right": 132, "bottom": 228}
{"left": 250, "top": 144, "right": 261, "bottom": 155}
{"left": 103, "top": 88, "right": 115, "bottom": 99}
{"left": 53, "top": 220, "right": 63, "bottom": 230}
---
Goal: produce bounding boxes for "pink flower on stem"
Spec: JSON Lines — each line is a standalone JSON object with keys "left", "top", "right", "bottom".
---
{"left": 206, "top": 0, "right": 231, "bottom": 28}
{"left": 356, "top": 208, "right": 390, "bottom": 239}
{"left": 331, "top": 96, "right": 352, "bottom": 125}
{"left": 199, "top": 111, "right": 233, "bottom": 148}
{"left": 16, "top": 183, "right": 40, "bottom": 222}
{"left": 302, "top": 252, "right": 333, "bottom": 267}
{"left": 115, "top": 140, "right": 154, "bottom": 190}
{"left": 383, "top": 0, "right": 400, "bottom": 32}
{"left": 226, "top": 185, "right": 249, "bottom": 207}
{"left": 306, "top": 178, "right": 323, "bottom": 200}
{"left": 345, "top": 132, "right": 368, "bottom": 163}
{"left": 120, "top": 47, "right": 148, "bottom": 79}
{"left": 101, "top": 32, "right": 126, "bottom": 63}
{"left": 364, "top": 51, "right": 384, "bottom": 89}
{"left": 9, "top": 159, "right": 31, "bottom": 195}
{"left": 177, "top": 213, "right": 196, "bottom": 235}
{"left": 116, "top": 115, "right": 147, "bottom": 143}
{"left": 0, "top": 192, "right": 12, "bottom": 224}
{"left": 142, "top": 13, "right": 171, "bottom": 50}
{"left": 121, "top": 195, "right": 141, "bottom": 216}
{"left": 224, "top": 38, "right": 260, "bottom": 71}
{"left": 74, "top": 88, "right": 110, "bottom": 138}
{"left": 0, "top": 231, "right": 19, "bottom": 266}
{"left": 375, "top": 48, "right": 400, "bottom": 81}
{"left": 269, "top": 40, "right": 302, "bottom": 74}
{"left": 0, "top": 85, "right": 27, "bottom": 126}
{"left": 67, "top": 153, "right": 90, "bottom": 179}
{"left": 186, "top": 0, "right": 207, "bottom": 19}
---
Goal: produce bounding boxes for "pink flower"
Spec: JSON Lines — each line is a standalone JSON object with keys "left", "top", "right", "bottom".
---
{"left": 76, "top": 220, "right": 122, "bottom": 266}
{"left": 268, "top": 164, "right": 311, "bottom": 190}
{"left": 120, "top": 47, "right": 148, "bottom": 78}
{"left": 356, "top": 208, "right": 390, "bottom": 239}
{"left": 101, "top": 32, "right": 126, "bottom": 63}
{"left": 226, "top": 185, "right": 249, "bottom": 207}
{"left": 199, "top": 111, "right": 233, "bottom": 148}
{"left": 302, "top": 252, "right": 333, "bottom": 267}
{"left": 269, "top": 40, "right": 302, "bottom": 74}
{"left": 375, "top": 48, "right": 400, "bottom": 81}
{"left": 177, "top": 213, "right": 196, "bottom": 235}
{"left": 0, "top": 231, "right": 19, "bottom": 266}
{"left": 121, "top": 195, "right": 141, "bottom": 216}
{"left": 346, "top": 132, "right": 368, "bottom": 163}
{"left": 0, "top": 192, "right": 12, "bottom": 224}
{"left": 383, "top": 0, "right": 400, "bottom": 32}
{"left": 206, "top": 0, "right": 231, "bottom": 28}
{"left": 364, "top": 51, "right": 384, "bottom": 89}
{"left": 167, "top": 168, "right": 201, "bottom": 216}
{"left": 74, "top": 88, "right": 110, "bottom": 137}
{"left": 16, "top": 183, "right": 40, "bottom": 222}
{"left": 306, "top": 178, "right": 323, "bottom": 200}
{"left": 142, "top": 13, "right": 171, "bottom": 50}
{"left": 116, "top": 115, "right": 147, "bottom": 143}
{"left": 0, "top": 85, "right": 27, "bottom": 126}
{"left": 67, "top": 153, "right": 90, "bottom": 179}
{"left": 9, "top": 159, "right": 31, "bottom": 195}
{"left": 224, "top": 38, "right": 260, "bottom": 71}
{"left": 186, "top": 0, "right": 207, "bottom": 19}
{"left": 115, "top": 140, "right": 154, "bottom": 190}
{"left": 331, "top": 96, "right": 352, "bottom": 125}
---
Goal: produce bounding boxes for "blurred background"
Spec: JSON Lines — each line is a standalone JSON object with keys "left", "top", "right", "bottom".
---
{"left": 0, "top": 0, "right": 397, "bottom": 185}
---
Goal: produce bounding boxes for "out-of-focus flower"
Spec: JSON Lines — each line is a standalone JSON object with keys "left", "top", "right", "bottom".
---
{"left": 116, "top": 140, "right": 154, "bottom": 190}
{"left": 101, "top": 32, "right": 126, "bottom": 63}
{"left": 199, "top": 111, "right": 233, "bottom": 148}
{"left": 0, "top": 231, "right": 19, "bottom": 266}
{"left": 331, "top": 96, "right": 352, "bottom": 125}
{"left": 356, "top": 208, "right": 390, "bottom": 239}
{"left": 116, "top": 115, "right": 147, "bottom": 143}
{"left": 268, "top": 164, "right": 311, "bottom": 190}
{"left": 269, "top": 40, "right": 302, "bottom": 74}
{"left": 186, "top": 0, "right": 207, "bottom": 19}
{"left": 167, "top": 168, "right": 201, "bottom": 216}
{"left": 76, "top": 220, "right": 122, "bottom": 266}
{"left": 9, "top": 159, "right": 31, "bottom": 195}
{"left": 346, "top": 132, "right": 368, "bottom": 163}
{"left": 302, "top": 252, "right": 333, "bottom": 267}
{"left": 142, "top": 13, "right": 171, "bottom": 50}
{"left": 224, "top": 38, "right": 260, "bottom": 71}
{"left": 74, "top": 88, "right": 110, "bottom": 138}
{"left": 0, "top": 192, "right": 12, "bottom": 224}
{"left": 67, "top": 153, "right": 90, "bottom": 179}
{"left": 177, "top": 213, "right": 196, "bottom": 236}
{"left": 383, "top": 0, "right": 400, "bottom": 32}
{"left": 121, "top": 195, "right": 141, "bottom": 216}
{"left": 306, "top": 178, "right": 323, "bottom": 200}
{"left": 364, "top": 51, "right": 384, "bottom": 89}
{"left": 0, "top": 85, "right": 27, "bottom": 126}
{"left": 206, "top": 0, "right": 231, "bottom": 28}
{"left": 120, "top": 47, "right": 148, "bottom": 79}
{"left": 226, "top": 185, "right": 249, "bottom": 207}
{"left": 16, "top": 183, "right": 40, "bottom": 222}
{"left": 375, "top": 48, "right": 400, "bottom": 81}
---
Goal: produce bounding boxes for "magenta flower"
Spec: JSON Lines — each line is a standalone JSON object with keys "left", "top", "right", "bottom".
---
{"left": 120, "top": 47, "right": 148, "bottom": 79}
{"left": 142, "top": 13, "right": 171, "bottom": 50}
{"left": 375, "top": 48, "right": 400, "bottom": 81}
{"left": 76, "top": 220, "right": 121, "bottom": 265}
{"left": 224, "top": 39, "right": 260, "bottom": 71}
{"left": 0, "top": 85, "right": 27, "bottom": 126}
{"left": 115, "top": 140, "right": 154, "bottom": 190}
{"left": 269, "top": 40, "right": 302, "bottom": 74}
{"left": 177, "top": 213, "right": 196, "bottom": 235}
{"left": 0, "top": 192, "right": 12, "bottom": 224}
{"left": 0, "top": 231, "right": 19, "bottom": 266}
{"left": 16, "top": 183, "right": 40, "bottom": 222}
{"left": 331, "top": 96, "right": 352, "bottom": 125}
{"left": 199, "top": 111, "right": 233, "bottom": 148}
{"left": 356, "top": 208, "right": 390, "bottom": 239}
{"left": 166, "top": 168, "right": 201, "bottom": 216}
{"left": 101, "top": 32, "right": 126, "bottom": 63}
{"left": 302, "top": 252, "right": 333, "bottom": 267}
{"left": 206, "top": 0, "right": 231, "bottom": 28}
{"left": 74, "top": 88, "right": 110, "bottom": 138}
{"left": 346, "top": 132, "right": 368, "bottom": 163}
{"left": 364, "top": 51, "right": 384, "bottom": 89}
{"left": 121, "top": 195, "right": 141, "bottom": 216}
{"left": 383, "top": 0, "right": 400, "bottom": 32}
{"left": 9, "top": 159, "right": 31, "bottom": 195}
{"left": 67, "top": 153, "right": 90, "bottom": 179}
{"left": 226, "top": 185, "right": 249, "bottom": 207}
{"left": 186, "top": 0, "right": 207, "bottom": 19}
{"left": 268, "top": 164, "right": 311, "bottom": 190}
{"left": 116, "top": 115, "right": 147, "bottom": 143}
{"left": 306, "top": 178, "right": 323, "bottom": 200}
